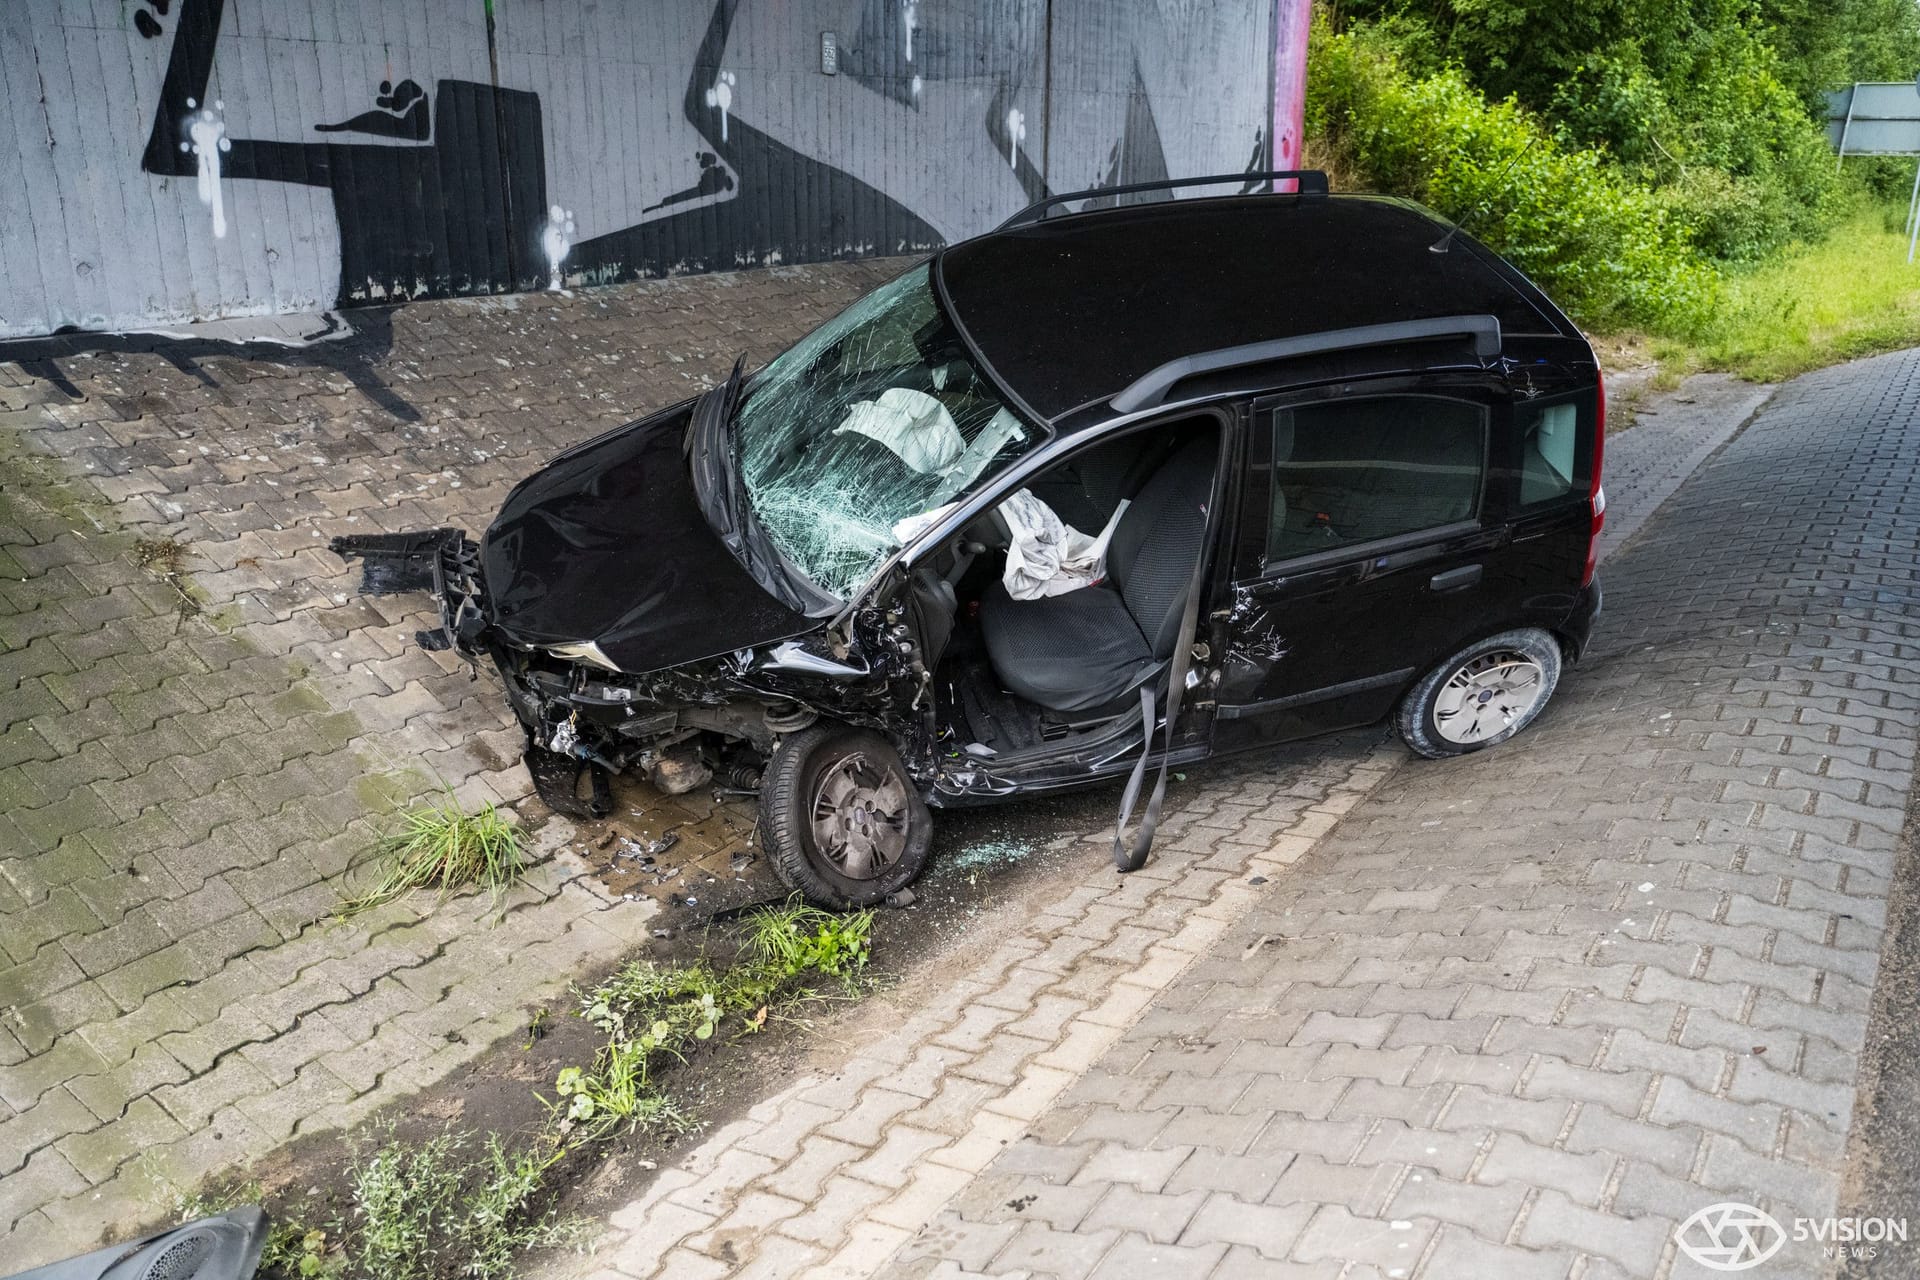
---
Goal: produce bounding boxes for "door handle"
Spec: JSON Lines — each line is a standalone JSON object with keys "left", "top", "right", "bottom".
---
{"left": 1430, "top": 564, "right": 1483, "bottom": 592}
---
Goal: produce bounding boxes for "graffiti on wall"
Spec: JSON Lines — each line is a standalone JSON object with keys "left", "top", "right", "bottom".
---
{"left": 1, "top": 0, "right": 1275, "bottom": 337}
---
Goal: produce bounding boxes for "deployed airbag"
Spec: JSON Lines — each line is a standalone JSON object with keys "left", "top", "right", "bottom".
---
{"left": 998, "top": 490, "right": 1131, "bottom": 600}
{"left": 834, "top": 390, "right": 1028, "bottom": 505}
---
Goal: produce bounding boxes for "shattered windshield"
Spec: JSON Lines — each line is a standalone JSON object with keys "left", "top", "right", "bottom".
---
{"left": 734, "top": 266, "right": 1034, "bottom": 599}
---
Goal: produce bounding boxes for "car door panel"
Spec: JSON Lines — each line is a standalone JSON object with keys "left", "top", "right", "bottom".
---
{"left": 1212, "top": 384, "right": 1525, "bottom": 751}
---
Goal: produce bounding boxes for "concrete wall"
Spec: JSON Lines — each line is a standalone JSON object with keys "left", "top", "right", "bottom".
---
{"left": 0, "top": 0, "right": 1277, "bottom": 339}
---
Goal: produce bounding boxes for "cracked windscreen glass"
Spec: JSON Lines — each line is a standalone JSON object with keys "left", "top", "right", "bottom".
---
{"left": 734, "top": 265, "right": 1034, "bottom": 599}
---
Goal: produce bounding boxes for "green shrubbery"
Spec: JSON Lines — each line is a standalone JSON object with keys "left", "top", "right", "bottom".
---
{"left": 1308, "top": 22, "right": 1716, "bottom": 332}
{"left": 1308, "top": 1, "right": 1920, "bottom": 343}
{"left": 555, "top": 900, "right": 872, "bottom": 1140}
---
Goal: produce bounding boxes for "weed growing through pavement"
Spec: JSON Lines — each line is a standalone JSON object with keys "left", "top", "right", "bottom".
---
{"left": 345, "top": 1127, "right": 581, "bottom": 1280}
{"left": 338, "top": 789, "right": 527, "bottom": 920}
{"left": 169, "top": 901, "right": 875, "bottom": 1277}
{"left": 550, "top": 899, "right": 873, "bottom": 1141}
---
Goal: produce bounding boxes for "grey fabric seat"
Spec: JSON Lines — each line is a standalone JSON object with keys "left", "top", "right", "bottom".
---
{"left": 980, "top": 436, "right": 1216, "bottom": 714}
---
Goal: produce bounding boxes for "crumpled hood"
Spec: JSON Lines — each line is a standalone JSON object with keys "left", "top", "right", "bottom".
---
{"left": 481, "top": 401, "right": 815, "bottom": 673}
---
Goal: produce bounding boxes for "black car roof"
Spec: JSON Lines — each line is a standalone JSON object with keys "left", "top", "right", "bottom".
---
{"left": 937, "top": 193, "right": 1571, "bottom": 424}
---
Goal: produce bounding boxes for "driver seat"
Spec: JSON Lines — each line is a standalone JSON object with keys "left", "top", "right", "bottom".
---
{"left": 980, "top": 435, "right": 1218, "bottom": 715}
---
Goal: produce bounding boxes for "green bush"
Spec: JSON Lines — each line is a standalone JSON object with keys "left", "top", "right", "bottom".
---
{"left": 1330, "top": 0, "right": 1913, "bottom": 266}
{"left": 1309, "top": 22, "right": 1718, "bottom": 333}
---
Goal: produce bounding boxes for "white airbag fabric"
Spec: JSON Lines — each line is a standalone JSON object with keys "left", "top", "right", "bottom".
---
{"left": 999, "top": 490, "right": 1131, "bottom": 600}
{"left": 836, "top": 391, "right": 1028, "bottom": 505}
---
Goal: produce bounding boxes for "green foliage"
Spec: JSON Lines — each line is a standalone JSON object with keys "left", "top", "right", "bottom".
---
{"left": 175, "top": 1184, "right": 330, "bottom": 1278}
{"left": 1652, "top": 200, "right": 1920, "bottom": 381}
{"left": 742, "top": 898, "right": 875, "bottom": 981}
{"left": 339, "top": 790, "right": 527, "bottom": 919}
{"left": 1308, "top": 21, "right": 1717, "bottom": 331}
{"left": 167, "top": 908, "right": 878, "bottom": 1279}
{"left": 554, "top": 900, "right": 873, "bottom": 1140}
{"left": 1330, "top": 0, "right": 1920, "bottom": 264}
{"left": 173, "top": 1131, "right": 580, "bottom": 1280}
{"left": 345, "top": 1127, "right": 578, "bottom": 1280}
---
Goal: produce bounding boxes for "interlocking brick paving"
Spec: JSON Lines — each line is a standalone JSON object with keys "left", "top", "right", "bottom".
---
{"left": 0, "top": 260, "right": 905, "bottom": 1267}
{"left": 878, "top": 352, "right": 1918, "bottom": 1279}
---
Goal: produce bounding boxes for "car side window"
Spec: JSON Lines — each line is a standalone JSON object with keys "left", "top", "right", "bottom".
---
{"left": 1518, "top": 398, "right": 1584, "bottom": 507}
{"left": 1267, "top": 397, "right": 1487, "bottom": 563}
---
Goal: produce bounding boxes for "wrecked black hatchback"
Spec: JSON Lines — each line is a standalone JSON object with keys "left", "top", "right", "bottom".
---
{"left": 336, "top": 173, "right": 1605, "bottom": 908}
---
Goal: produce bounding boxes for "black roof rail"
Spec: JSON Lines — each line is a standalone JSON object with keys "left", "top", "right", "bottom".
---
{"left": 1111, "top": 315, "right": 1503, "bottom": 414}
{"left": 996, "top": 170, "right": 1330, "bottom": 231}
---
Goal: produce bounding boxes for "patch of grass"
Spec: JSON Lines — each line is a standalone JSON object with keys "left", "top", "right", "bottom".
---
{"left": 346, "top": 1127, "right": 579, "bottom": 1280}
{"left": 339, "top": 790, "right": 526, "bottom": 920}
{"left": 174, "top": 1126, "right": 583, "bottom": 1280}
{"left": 741, "top": 898, "right": 875, "bottom": 983}
{"left": 552, "top": 900, "right": 873, "bottom": 1141}
{"left": 173, "top": 1181, "right": 330, "bottom": 1278}
{"left": 1641, "top": 200, "right": 1920, "bottom": 382}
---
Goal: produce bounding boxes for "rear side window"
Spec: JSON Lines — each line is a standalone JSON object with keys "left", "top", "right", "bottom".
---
{"left": 1518, "top": 397, "right": 1590, "bottom": 507}
{"left": 1268, "top": 397, "right": 1487, "bottom": 562}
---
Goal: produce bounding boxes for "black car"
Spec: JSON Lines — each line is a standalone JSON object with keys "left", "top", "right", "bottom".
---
{"left": 337, "top": 173, "right": 1605, "bottom": 908}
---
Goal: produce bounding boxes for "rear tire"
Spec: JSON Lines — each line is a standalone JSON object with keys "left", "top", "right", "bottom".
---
{"left": 758, "top": 724, "right": 933, "bottom": 908}
{"left": 1396, "top": 628, "right": 1562, "bottom": 759}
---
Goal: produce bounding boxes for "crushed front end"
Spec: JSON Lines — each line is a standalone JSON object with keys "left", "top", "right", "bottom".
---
{"left": 332, "top": 529, "right": 935, "bottom": 820}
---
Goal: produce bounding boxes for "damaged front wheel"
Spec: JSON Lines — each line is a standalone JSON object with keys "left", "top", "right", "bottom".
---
{"left": 758, "top": 724, "right": 932, "bottom": 908}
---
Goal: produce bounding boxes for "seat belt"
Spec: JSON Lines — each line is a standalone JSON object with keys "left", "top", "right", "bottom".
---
{"left": 1112, "top": 499, "right": 1214, "bottom": 873}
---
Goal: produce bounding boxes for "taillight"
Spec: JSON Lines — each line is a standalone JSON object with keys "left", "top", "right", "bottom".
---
{"left": 1582, "top": 375, "right": 1607, "bottom": 586}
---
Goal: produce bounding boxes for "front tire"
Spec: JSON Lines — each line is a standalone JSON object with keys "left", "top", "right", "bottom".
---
{"left": 758, "top": 724, "right": 933, "bottom": 908}
{"left": 1396, "top": 628, "right": 1562, "bottom": 759}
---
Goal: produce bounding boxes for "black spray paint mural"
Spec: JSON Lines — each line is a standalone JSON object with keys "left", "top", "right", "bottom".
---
{"left": 0, "top": 0, "right": 1274, "bottom": 337}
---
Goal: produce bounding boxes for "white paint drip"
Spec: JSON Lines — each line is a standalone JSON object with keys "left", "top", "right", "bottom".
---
{"left": 178, "top": 97, "right": 232, "bottom": 238}
{"left": 705, "top": 70, "right": 737, "bottom": 142}
{"left": 542, "top": 204, "right": 576, "bottom": 290}
{"left": 1006, "top": 107, "right": 1025, "bottom": 170}
{"left": 911, "top": 73, "right": 924, "bottom": 98}
{"left": 902, "top": 1, "right": 918, "bottom": 61}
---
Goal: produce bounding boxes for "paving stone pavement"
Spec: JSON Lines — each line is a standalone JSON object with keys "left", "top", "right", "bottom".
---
{"left": 0, "top": 260, "right": 906, "bottom": 1267}
{"left": 541, "top": 343, "right": 1920, "bottom": 1280}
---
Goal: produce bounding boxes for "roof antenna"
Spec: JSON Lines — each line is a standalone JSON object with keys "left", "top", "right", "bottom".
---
{"left": 1430, "top": 134, "right": 1540, "bottom": 253}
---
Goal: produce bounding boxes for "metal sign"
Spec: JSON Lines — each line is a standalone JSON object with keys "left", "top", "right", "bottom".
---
{"left": 1828, "top": 81, "right": 1920, "bottom": 155}
{"left": 1826, "top": 79, "right": 1920, "bottom": 262}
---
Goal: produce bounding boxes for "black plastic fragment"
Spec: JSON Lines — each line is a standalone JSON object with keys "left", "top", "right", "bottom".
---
{"left": 330, "top": 528, "right": 462, "bottom": 596}
{"left": 525, "top": 746, "right": 614, "bottom": 819}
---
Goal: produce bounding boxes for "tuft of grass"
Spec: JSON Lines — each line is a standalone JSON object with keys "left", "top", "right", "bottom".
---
{"left": 339, "top": 790, "right": 526, "bottom": 920}
{"left": 742, "top": 898, "right": 874, "bottom": 983}
{"left": 1641, "top": 200, "right": 1920, "bottom": 382}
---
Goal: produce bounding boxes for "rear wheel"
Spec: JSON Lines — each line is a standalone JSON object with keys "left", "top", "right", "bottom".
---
{"left": 758, "top": 724, "right": 933, "bottom": 907}
{"left": 1396, "top": 628, "right": 1562, "bottom": 759}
